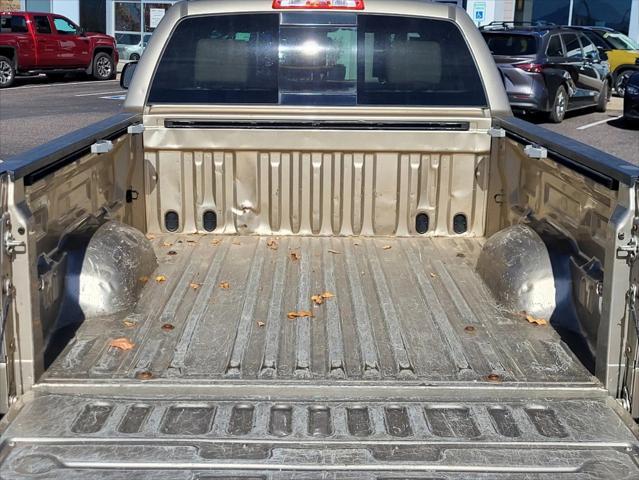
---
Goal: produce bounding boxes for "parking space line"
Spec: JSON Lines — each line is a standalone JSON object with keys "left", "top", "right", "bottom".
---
{"left": 75, "top": 90, "right": 124, "bottom": 97}
{"left": 576, "top": 115, "right": 623, "bottom": 130}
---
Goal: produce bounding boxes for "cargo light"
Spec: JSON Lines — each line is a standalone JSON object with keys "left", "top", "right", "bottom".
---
{"left": 514, "top": 63, "right": 544, "bottom": 73}
{"left": 273, "top": 0, "right": 365, "bottom": 10}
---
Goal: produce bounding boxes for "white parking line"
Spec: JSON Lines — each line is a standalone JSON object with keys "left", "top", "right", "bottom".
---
{"left": 8, "top": 79, "right": 119, "bottom": 90}
{"left": 576, "top": 115, "right": 623, "bottom": 130}
{"left": 75, "top": 90, "right": 124, "bottom": 97}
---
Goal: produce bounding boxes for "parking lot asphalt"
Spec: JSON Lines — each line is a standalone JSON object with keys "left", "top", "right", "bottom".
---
{"left": 0, "top": 77, "right": 637, "bottom": 165}
{"left": 0, "top": 76, "right": 125, "bottom": 160}
{"left": 524, "top": 97, "right": 638, "bottom": 165}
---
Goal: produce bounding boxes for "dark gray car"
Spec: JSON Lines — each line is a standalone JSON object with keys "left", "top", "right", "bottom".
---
{"left": 482, "top": 24, "right": 611, "bottom": 122}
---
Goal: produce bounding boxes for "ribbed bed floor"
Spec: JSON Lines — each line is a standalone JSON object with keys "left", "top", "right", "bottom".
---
{"left": 44, "top": 235, "right": 593, "bottom": 385}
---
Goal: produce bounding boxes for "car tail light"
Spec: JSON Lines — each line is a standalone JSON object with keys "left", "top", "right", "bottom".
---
{"left": 273, "top": 0, "right": 364, "bottom": 9}
{"left": 514, "top": 63, "right": 544, "bottom": 73}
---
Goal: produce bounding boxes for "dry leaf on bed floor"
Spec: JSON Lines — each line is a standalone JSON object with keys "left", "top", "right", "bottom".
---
{"left": 327, "top": 249, "right": 342, "bottom": 255}
{"left": 122, "top": 319, "right": 137, "bottom": 328}
{"left": 382, "top": 245, "right": 392, "bottom": 250}
{"left": 211, "top": 238, "right": 222, "bottom": 246}
{"left": 139, "top": 276, "right": 149, "bottom": 284}
{"left": 257, "top": 321, "right": 266, "bottom": 327}
{"left": 232, "top": 239, "right": 242, "bottom": 246}
{"left": 190, "top": 282, "right": 203, "bottom": 290}
{"left": 311, "top": 291, "right": 335, "bottom": 306}
{"left": 155, "top": 275, "right": 167, "bottom": 283}
{"left": 162, "top": 241, "right": 173, "bottom": 247}
{"left": 267, "top": 239, "right": 279, "bottom": 250}
{"left": 321, "top": 292, "right": 334, "bottom": 299}
{"left": 110, "top": 337, "right": 135, "bottom": 351}
{"left": 146, "top": 234, "right": 156, "bottom": 240}
{"left": 288, "top": 311, "right": 314, "bottom": 319}
{"left": 219, "top": 281, "right": 230, "bottom": 290}
{"left": 290, "top": 251, "right": 301, "bottom": 261}
{"left": 519, "top": 311, "right": 548, "bottom": 326}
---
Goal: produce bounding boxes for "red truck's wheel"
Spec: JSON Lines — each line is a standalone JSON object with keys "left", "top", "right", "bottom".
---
{"left": 0, "top": 56, "right": 16, "bottom": 88}
{"left": 92, "top": 53, "right": 114, "bottom": 81}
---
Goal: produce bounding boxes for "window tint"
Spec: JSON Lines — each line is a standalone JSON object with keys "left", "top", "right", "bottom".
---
{"left": 580, "top": 35, "right": 599, "bottom": 60}
{"left": 149, "top": 14, "right": 279, "bottom": 104}
{"left": 34, "top": 16, "right": 52, "bottom": 34}
{"left": 358, "top": 15, "right": 486, "bottom": 106}
{"left": 483, "top": 33, "right": 538, "bottom": 55}
{"left": 53, "top": 17, "right": 78, "bottom": 35}
{"left": 149, "top": 14, "right": 487, "bottom": 107}
{"left": 563, "top": 33, "right": 582, "bottom": 60}
{"left": 0, "top": 15, "right": 28, "bottom": 33}
{"left": 584, "top": 31, "right": 608, "bottom": 49}
{"left": 546, "top": 35, "right": 564, "bottom": 57}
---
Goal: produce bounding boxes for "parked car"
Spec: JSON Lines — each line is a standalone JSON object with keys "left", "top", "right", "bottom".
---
{"left": 117, "top": 33, "right": 152, "bottom": 62}
{"left": 481, "top": 24, "right": 611, "bottom": 122}
{"left": 0, "top": 11, "right": 118, "bottom": 88}
{"left": 2, "top": 1, "right": 639, "bottom": 477}
{"left": 571, "top": 26, "right": 639, "bottom": 96}
{"left": 623, "top": 71, "right": 639, "bottom": 123}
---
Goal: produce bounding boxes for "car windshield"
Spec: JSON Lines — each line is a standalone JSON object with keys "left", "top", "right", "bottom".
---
{"left": 603, "top": 32, "right": 639, "bottom": 50}
{"left": 482, "top": 33, "right": 538, "bottom": 56}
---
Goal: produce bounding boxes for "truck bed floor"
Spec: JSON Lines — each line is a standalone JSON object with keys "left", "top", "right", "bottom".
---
{"left": 43, "top": 235, "right": 593, "bottom": 387}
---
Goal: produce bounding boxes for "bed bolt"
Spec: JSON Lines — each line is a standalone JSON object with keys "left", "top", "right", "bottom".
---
{"left": 162, "top": 323, "right": 175, "bottom": 332}
{"left": 619, "top": 232, "right": 626, "bottom": 241}
{"left": 485, "top": 373, "right": 502, "bottom": 383}
{"left": 464, "top": 325, "right": 476, "bottom": 333}
{"left": 136, "top": 371, "right": 154, "bottom": 380}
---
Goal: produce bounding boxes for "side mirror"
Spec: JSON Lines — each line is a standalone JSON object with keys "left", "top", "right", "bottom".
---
{"left": 78, "top": 26, "right": 86, "bottom": 36}
{"left": 120, "top": 61, "right": 137, "bottom": 90}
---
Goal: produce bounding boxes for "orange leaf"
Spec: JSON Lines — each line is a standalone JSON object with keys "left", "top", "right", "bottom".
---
{"left": 190, "top": 282, "right": 203, "bottom": 290}
{"left": 122, "top": 319, "right": 137, "bottom": 328}
{"left": 162, "top": 241, "right": 173, "bottom": 247}
{"left": 290, "top": 252, "right": 301, "bottom": 261}
{"left": 321, "top": 292, "right": 334, "bottom": 299}
{"left": 266, "top": 239, "right": 279, "bottom": 251}
{"left": 219, "top": 281, "right": 230, "bottom": 290}
{"left": 155, "top": 275, "right": 167, "bottom": 283}
{"left": 211, "top": 238, "right": 222, "bottom": 246}
{"left": 110, "top": 337, "right": 135, "bottom": 351}
{"left": 519, "top": 311, "right": 548, "bottom": 326}
{"left": 146, "top": 234, "right": 156, "bottom": 240}
{"left": 311, "top": 295, "right": 324, "bottom": 306}
{"left": 287, "top": 311, "right": 314, "bottom": 319}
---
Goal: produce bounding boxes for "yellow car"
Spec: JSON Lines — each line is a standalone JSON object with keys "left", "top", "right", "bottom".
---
{"left": 574, "top": 27, "right": 639, "bottom": 96}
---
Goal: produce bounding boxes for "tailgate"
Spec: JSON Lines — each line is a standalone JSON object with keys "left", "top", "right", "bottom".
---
{"left": 1, "top": 392, "right": 639, "bottom": 479}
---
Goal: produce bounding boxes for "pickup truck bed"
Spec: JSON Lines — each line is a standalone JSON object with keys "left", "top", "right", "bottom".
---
{"left": 44, "top": 235, "right": 591, "bottom": 386}
{"left": 4, "top": 236, "right": 639, "bottom": 478}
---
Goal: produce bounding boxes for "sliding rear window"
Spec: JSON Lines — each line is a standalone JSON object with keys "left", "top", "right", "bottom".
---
{"left": 148, "top": 13, "right": 487, "bottom": 107}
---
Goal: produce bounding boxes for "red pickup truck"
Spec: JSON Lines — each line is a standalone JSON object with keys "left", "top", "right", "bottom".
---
{"left": 0, "top": 11, "right": 118, "bottom": 88}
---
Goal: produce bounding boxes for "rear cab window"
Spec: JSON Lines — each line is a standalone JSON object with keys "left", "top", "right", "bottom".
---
{"left": 1, "top": 14, "right": 28, "bottom": 33}
{"left": 148, "top": 13, "right": 487, "bottom": 107}
{"left": 482, "top": 33, "right": 538, "bottom": 56}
